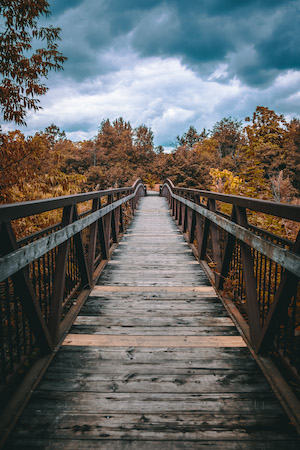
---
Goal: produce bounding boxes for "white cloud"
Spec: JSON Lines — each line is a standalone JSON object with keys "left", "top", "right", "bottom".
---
{"left": 5, "top": 55, "right": 300, "bottom": 147}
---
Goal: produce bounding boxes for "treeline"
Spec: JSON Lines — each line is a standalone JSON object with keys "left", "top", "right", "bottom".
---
{"left": 1, "top": 106, "right": 299, "bottom": 208}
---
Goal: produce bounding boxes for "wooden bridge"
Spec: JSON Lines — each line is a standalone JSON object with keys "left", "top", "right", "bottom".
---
{"left": 0, "top": 180, "right": 300, "bottom": 448}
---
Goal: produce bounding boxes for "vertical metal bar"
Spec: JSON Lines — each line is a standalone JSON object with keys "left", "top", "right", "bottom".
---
{"left": 0, "top": 292, "right": 6, "bottom": 382}
{"left": 0, "top": 223, "right": 53, "bottom": 354}
{"left": 5, "top": 280, "right": 14, "bottom": 373}
{"left": 13, "top": 291, "right": 21, "bottom": 364}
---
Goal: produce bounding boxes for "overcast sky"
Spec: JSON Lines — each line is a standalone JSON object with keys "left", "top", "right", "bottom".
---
{"left": 3, "top": 0, "right": 300, "bottom": 148}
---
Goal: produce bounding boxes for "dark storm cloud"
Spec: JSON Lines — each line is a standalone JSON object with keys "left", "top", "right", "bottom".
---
{"left": 49, "top": 0, "right": 83, "bottom": 15}
{"left": 128, "top": 0, "right": 300, "bottom": 86}
{"left": 48, "top": 0, "right": 300, "bottom": 87}
{"left": 13, "top": 0, "right": 297, "bottom": 143}
{"left": 257, "top": 3, "right": 300, "bottom": 71}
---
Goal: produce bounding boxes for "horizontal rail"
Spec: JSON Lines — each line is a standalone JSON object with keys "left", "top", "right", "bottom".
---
{"left": 0, "top": 187, "right": 135, "bottom": 223}
{"left": 0, "top": 179, "right": 146, "bottom": 414}
{"left": 0, "top": 189, "right": 138, "bottom": 283}
{"left": 161, "top": 180, "right": 300, "bottom": 380}
{"left": 169, "top": 184, "right": 300, "bottom": 222}
{"left": 166, "top": 185, "right": 300, "bottom": 278}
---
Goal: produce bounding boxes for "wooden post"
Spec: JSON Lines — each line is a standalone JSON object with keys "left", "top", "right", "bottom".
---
{"left": 87, "top": 198, "right": 100, "bottom": 280}
{"left": 72, "top": 206, "right": 91, "bottom": 289}
{"left": 235, "top": 206, "right": 261, "bottom": 348}
{"left": 217, "top": 206, "right": 237, "bottom": 290}
{"left": 208, "top": 199, "right": 222, "bottom": 285}
{"left": 48, "top": 205, "right": 74, "bottom": 344}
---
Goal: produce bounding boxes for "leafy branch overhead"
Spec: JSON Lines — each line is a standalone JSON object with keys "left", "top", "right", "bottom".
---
{"left": 0, "top": 0, "right": 67, "bottom": 125}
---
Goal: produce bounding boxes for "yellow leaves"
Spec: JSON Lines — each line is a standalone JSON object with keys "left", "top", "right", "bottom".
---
{"left": 195, "top": 137, "right": 219, "bottom": 156}
{"left": 210, "top": 168, "right": 243, "bottom": 196}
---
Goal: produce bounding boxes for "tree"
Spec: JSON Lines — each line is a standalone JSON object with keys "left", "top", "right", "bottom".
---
{"left": 211, "top": 117, "right": 243, "bottom": 158}
{"left": 175, "top": 126, "right": 207, "bottom": 149}
{"left": 43, "top": 124, "right": 66, "bottom": 147}
{"left": 0, "top": 0, "right": 67, "bottom": 125}
{"left": 245, "top": 106, "right": 287, "bottom": 146}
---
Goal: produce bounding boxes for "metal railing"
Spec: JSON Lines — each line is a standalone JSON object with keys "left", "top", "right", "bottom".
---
{"left": 161, "top": 179, "right": 300, "bottom": 379}
{"left": 0, "top": 179, "right": 146, "bottom": 408}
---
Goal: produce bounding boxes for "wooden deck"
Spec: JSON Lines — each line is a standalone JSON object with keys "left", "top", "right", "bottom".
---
{"left": 6, "top": 193, "right": 300, "bottom": 449}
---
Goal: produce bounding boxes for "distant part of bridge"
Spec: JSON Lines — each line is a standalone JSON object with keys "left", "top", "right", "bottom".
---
{"left": 0, "top": 179, "right": 300, "bottom": 448}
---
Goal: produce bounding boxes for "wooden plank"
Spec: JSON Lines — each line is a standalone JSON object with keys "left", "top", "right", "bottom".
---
{"left": 7, "top": 438, "right": 300, "bottom": 449}
{"left": 92, "top": 286, "right": 216, "bottom": 293}
{"left": 13, "top": 411, "right": 297, "bottom": 442}
{"left": 38, "top": 371, "right": 270, "bottom": 394}
{"left": 18, "top": 391, "right": 287, "bottom": 414}
{"left": 47, "top": 351, "right": 260, "bottom": 372}
{"left": 62, "top": 334, "right": 246, "bottom": 347}
{"left": 73, "top": 316, "right": 234, "bottom": 327}
{"left": 68, "top": 326, "right": 239, "bottom": 336}
{"left": 6, "top": 193, "right": 299, "bottom": 449}
{"left": 80, "top": 301, "right": 227, "bottom": 313}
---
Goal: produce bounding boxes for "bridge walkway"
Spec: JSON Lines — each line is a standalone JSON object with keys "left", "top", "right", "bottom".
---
{"left": 6, "top": 193, "right": 300, "bottom": 449}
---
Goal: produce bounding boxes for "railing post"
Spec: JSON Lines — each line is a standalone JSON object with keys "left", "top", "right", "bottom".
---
{"left": 197, "top": 197, "right": 210, "bottom": 260}
{"left": 183, "top": 193, "right": 188, "bottom": 233}
{"left": 48, "top": 204, "right": 74, "bottom": 344}
{"left": 175, "top": 195, "right": 179, "bottom": 222}
{"left": 119, "top": 195, "right": 125, "bottom": 233}
{"left": 235, "top": 206, "right": 261, "bottom": 347}
{"left": 87, "top": 198, "right": 100, "bottom": 280}
{"left": 72, "top": 206, "right": 91, "bottom": 289}
{"left": 217, "top": 206, "right": 237, "bottom": 290}
{"left": 98, "top": 199, "right": 109, "bottom": 260}
{"left": 188, "top": 194, "right": 196, "bottom": 244}
{"left": 208, "top": 199, "right": 222, "bottom": 285}
{"left": 111, "top": 193, "right": 121, "bottom": 243}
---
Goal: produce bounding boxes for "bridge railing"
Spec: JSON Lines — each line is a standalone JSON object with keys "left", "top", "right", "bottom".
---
{"left": 0, "top": 179, "right": 146, "bottom": 406}
{"left": 161, "top": 179, "right": 300, "bottom": 379}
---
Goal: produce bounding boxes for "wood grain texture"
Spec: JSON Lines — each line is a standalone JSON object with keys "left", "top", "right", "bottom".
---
{"left": 7, "top": 192, "right": 300, "bottom": 449}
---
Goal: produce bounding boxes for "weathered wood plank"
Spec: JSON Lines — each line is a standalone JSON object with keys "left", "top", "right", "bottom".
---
{"left": 8, "top": 439, "right": 300, "bottom": 449}
{"left": 48, "top": 346, "right": 259, "bottom": 368}
{"left": 7, "top": 193, "right": 299, "bottom": 449}
{"left": 38, "top": 371, "right": 270, "bottom": 394}
{"left": 63, "top": 334, "right": 246, "bottom": 346}
{"left": 73, "top": 316, "right": 234, "bottom": 327}
{"left": 70, "top": 325, "right": 239, "bottom": 336}
{"left": 17, "top": 391, "right": 288, "bottom": 414}
{"left": 11, "top": 412, "right": 298, "bottom": 442}
{"left": 92, "top": 285, "right": 215, "bottom": 293}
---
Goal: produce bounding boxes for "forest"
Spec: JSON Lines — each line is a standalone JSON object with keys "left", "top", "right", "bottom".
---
{"left": 0, "top": 105, "right": 300, "bottom": 241}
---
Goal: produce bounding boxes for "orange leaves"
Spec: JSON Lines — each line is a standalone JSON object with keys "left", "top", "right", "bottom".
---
{"left": 0, "top": 0, "right": 66, "bottom": 124}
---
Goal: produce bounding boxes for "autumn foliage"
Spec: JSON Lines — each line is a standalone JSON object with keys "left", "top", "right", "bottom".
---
{"left": 0, "top": 106, "right": 299, "bottom": 239}
{"left": 0, "top": 0, "right": 66, "bottom": 125}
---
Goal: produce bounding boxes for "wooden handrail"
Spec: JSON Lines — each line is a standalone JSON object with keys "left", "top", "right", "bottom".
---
{"left": 163, "top": 178, "right": 300, "bottom": 222}
{"left": 0, "top": 179, "right": 146, "bottom": 397}
{"left": 0, "top": 186, "right": 137, "bottom": 222}
{"left": 161, "top": 180, "right": 300, "bottom": 375}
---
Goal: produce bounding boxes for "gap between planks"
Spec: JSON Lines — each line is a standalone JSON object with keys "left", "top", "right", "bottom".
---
{"left": 62, "top": 334, "right": 246, "bottom": 348}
